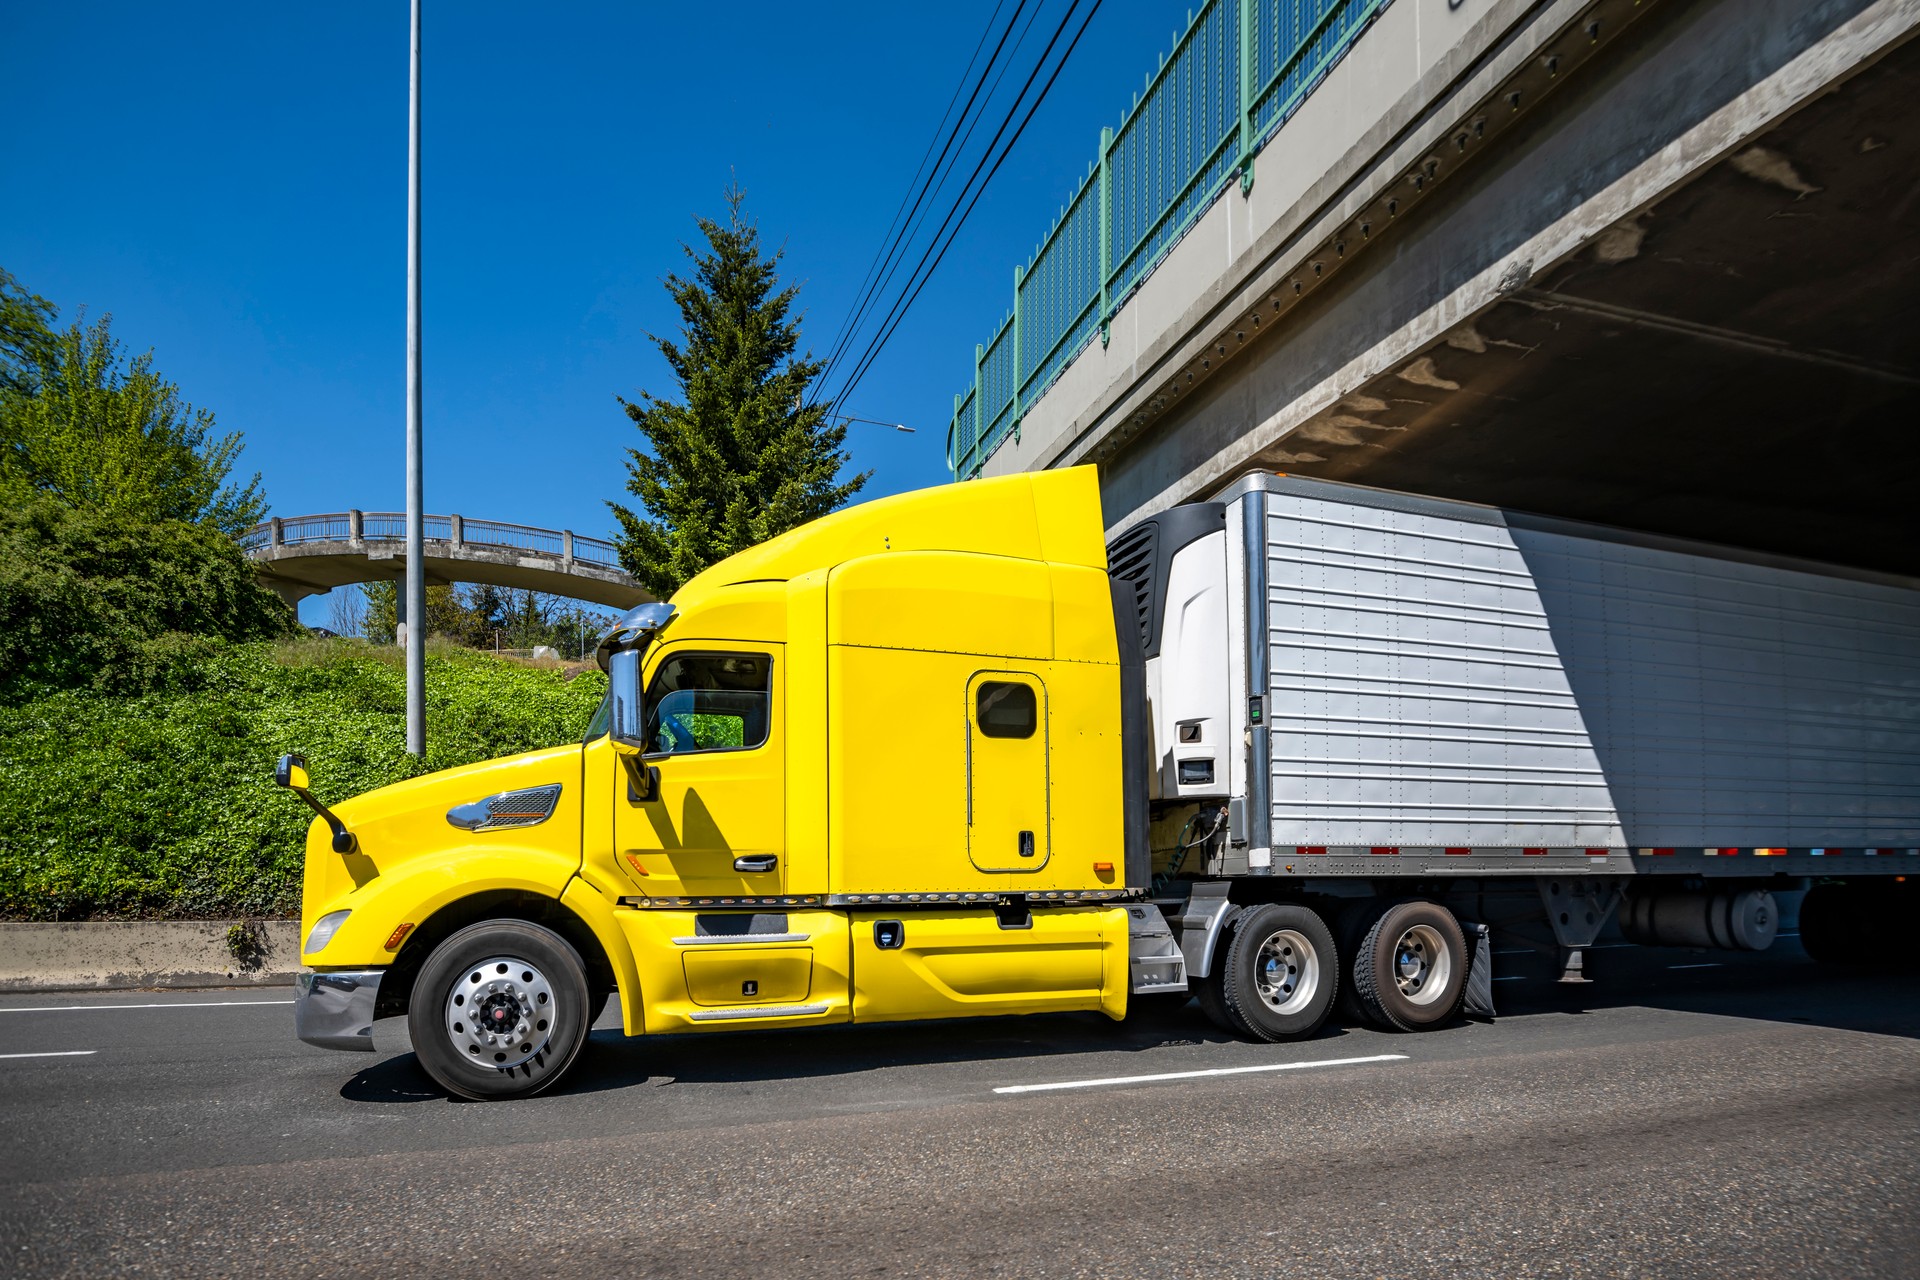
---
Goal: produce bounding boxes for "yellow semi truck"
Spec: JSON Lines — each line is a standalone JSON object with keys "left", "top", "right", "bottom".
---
{"left": 284, "top": 466, "right": 1920, "bottom": 1100}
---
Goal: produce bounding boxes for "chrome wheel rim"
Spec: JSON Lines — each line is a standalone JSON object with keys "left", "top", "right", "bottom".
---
{"left": 446, "top": 956, "right": 554, "bottom": 1069}
{"left": 1254, "top": 928, "right": 1319, "bottom": 1015}
{"left": 1393, "top": 924, "right": 1451, "bottom": 1006}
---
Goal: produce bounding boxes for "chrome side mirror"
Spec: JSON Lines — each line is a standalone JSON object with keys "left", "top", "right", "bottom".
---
{"left": 608, "top": 648, "right": 645, "bottom": 749}
{"left": 606, "top": 648, "right": 660, "bottom": 802}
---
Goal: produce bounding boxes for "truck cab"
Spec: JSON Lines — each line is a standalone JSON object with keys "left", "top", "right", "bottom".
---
{"left": 287, "top": 467, "right": 1145, "bottom": 1100}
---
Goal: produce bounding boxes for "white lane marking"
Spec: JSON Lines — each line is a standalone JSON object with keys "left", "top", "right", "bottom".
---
{"left": 0, "top": 1050, "right": 96, "bottom": 1060}
{"left": 993, "top": 1053, "right": 1409, "bottom": 1095}
{"left": 1668, "top": 963, "right": 1722, "bottom": 970}
{"left": 0, "top": 1000, "right": 294, "bottom": 1014}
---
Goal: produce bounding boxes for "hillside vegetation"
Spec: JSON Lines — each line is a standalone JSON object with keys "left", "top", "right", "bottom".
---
{"left": 0, "top": 640, "right": 606, "bottom": 921}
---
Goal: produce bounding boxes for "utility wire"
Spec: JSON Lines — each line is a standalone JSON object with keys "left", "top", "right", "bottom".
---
{"left": 816, "top": 0, "right": 1026, "bottom": 388}
{"left": 832, "top": 0, "right": 1105, "bottom": 410}
{"left": 818, "top": 1, "right": 1049, "bottom": 400}
{"left": 819, "top": 0, "right": 1048, "bottom": 400}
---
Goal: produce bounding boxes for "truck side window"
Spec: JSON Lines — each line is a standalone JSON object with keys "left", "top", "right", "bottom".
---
{"left": 644, "top": 653, "right": 772, "bottom": 755}
{"left": 976, "top": 680, "right": 1037, "bottom": 739}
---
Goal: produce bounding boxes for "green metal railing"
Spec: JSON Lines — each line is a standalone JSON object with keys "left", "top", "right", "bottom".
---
{"left": 947, "top": 0, "right": 1389, "bottom": 479}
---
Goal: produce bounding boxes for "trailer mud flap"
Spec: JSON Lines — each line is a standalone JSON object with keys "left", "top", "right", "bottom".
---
{"left": 1461, "top": 921, "right": 1495, "bottom": 1020}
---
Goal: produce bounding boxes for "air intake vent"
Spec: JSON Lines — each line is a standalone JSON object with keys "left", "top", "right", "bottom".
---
{"left": 1106, "top": 520, "right": 1159, "bottom": 652}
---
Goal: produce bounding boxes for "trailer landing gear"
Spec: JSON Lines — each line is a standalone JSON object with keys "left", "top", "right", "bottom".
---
{"left": 1539, "top": 879, "right": 1624, "bottom": 984}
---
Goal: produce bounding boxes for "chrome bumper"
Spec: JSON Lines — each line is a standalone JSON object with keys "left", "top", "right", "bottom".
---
{"left": 294, "top": 969, "right": 383, "bottom": 1052}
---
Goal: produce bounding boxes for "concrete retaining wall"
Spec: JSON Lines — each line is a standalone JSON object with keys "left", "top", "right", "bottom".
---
{"left": 0, "top": 920, "right": 303, "bottom": 992}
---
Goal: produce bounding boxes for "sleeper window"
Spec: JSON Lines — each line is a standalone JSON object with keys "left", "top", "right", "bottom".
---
{"left": 976, "top": 680, "right": 1037, "bottom": 739}
{"left": 644, "top": 653, "right": 772, "bottom": 755}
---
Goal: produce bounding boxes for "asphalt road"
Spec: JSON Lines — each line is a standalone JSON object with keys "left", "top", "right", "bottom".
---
{"left": 1, "top": 939, "right": 1915, "bottom": 1279}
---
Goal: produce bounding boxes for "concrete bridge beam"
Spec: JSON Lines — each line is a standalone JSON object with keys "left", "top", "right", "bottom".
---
{"left": 986, "top": 0, "right": 1920, "bottom": 573}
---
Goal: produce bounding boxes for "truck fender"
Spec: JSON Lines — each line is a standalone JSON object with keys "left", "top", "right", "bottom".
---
{"left": 560, "top": 876, "right": 645, "bottom": 1037}
{"left": 1166, "top": 889, "right": 1241, "bottom": 980}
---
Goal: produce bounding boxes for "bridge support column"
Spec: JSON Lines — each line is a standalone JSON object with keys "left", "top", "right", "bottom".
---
{"left": 562, "top": 530, "right": 574, "bottom": 567}
{"left": 450, "top": 514, "right": 463, "bottom": 546}
{"left": 348, "top": 509, "right": 363, "bottom": 549}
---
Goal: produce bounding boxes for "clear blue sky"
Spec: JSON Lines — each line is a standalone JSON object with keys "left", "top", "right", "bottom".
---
{"left": 2, "top": 1, "right": 1179, "bottom": 622}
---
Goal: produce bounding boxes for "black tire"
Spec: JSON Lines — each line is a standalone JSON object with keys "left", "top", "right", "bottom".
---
{"left": 408, "top": 919, "right": 592, "bottom": 1101}
{"left": 1219, "top": 903, "right": 1339, "bottom": 1042}
{"left": 1353, "top": 900, "right": 1467, "bottom": 1032}
{"left": 1194, "top": 919, "right": 1243, "bottom": 1034}
{"left": 1332, "top": 900, "right": 1383, "bottom": 1028}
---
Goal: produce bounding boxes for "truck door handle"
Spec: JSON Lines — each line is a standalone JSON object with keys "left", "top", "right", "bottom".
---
{"left": 733, "top": 855, "right": 777, "bottom": 874}
{"left": 1018, "top": 830, "right": 1035, "bottom": 857}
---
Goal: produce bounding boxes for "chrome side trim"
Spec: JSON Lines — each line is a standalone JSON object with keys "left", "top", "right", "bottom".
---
{"left": 293, "top": 969, "right": 383, "bottom": 1053}
{"left": 446, "top": 783, "right": 562, "bottom": 833}
{"left": 687, "top": 1003, "right": 830, "bottom": 1021}
{"left": 827, "top": 889, "right": 1133, "bottom": 905}
{"left": 616, "top": 894, "right": 825, "bottom": 909}
{"left": 670, "top": 933, "right": 810, "bottom": 946}
{"left": 615, "top": 890, "right": 1138, "bottom": 910}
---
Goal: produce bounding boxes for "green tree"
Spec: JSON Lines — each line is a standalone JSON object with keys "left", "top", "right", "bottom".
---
{"left": 0, "top": 310, "right": 266, "bottom": 536}
{"left": 0, "top": 268, "right": 56, "bottom": 398}
{"left": 361, "top": 581, "right": 474, "bottom": 646}
{"left": 609, "top": 187, "right": 868, "bottom": 599}
{"left": 0, "top": 499, "right": 294, "bottom": 700}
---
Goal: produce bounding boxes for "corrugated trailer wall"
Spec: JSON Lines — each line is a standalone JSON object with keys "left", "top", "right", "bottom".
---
{"left": 1240, "top": 477, "right": 1920, "bottom": 852}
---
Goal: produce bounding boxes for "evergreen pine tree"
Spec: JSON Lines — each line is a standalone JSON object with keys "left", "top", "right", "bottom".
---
{"left": 609, "top": 187, "right": 869, "bottom": 598}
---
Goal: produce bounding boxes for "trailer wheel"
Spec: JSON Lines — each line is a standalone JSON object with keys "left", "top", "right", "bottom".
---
{"left": 1353, "top": 901, "right": 1467, "bottom": 1032}
{"left": 408, "top": 919, "right": 592, "bottom": 1101}
{"left": 1333, "top": 901, "right": 1382, "bottom": 1028}
{"left": 1219, "top": 904, "right": 1338, "bottom": 1042}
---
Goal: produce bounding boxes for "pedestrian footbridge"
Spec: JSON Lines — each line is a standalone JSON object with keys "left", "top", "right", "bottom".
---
{"left": 241, "top": 511, "right": 651, "bottom": 610}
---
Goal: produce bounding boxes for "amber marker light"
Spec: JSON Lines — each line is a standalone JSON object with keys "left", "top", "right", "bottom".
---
{"left": 384, "top": 923, "right": 416, "bottom": 951}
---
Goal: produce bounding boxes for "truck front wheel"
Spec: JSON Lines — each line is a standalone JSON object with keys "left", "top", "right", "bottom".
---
{"left": 408, "top": 920, "right": 593, "bottom": 1101}
{"left": 1353, "top": 901, "right": 1467, "bottom": 1032}
{"left": 1219, "top": 904, "right": 1339, "bottom": 1042}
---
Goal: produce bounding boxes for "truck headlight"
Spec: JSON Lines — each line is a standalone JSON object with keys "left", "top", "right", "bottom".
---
{"left": 304, "top": 909, "right": 352, "bottom": 954}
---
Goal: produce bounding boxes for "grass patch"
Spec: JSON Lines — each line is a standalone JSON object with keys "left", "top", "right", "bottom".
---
{"left": 0, "top": 637, "right": 606, "bottom": 920}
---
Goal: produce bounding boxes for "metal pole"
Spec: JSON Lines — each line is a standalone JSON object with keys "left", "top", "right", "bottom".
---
{"left": 1098, "top": 126, "right": 1113, "bottom": 347}
{"left": 405, "top": 0, "right": 426, "bottom": 756}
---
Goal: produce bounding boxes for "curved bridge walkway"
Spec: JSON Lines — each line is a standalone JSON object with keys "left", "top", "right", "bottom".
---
{"left": 241, "top": 511, "right": 652, "bottom": 610}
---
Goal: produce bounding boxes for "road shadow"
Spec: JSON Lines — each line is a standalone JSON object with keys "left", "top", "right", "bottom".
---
{"left": 1474, "top": 934, "right": 1920, "bottom": 1041}
{"left": 336, "top": 937, "right": 1914, "bottom": 1106}
{"left": 550, "top": 1006, "right": 1357, "bottom": 1099}
{"left": 338, "top": 1050, "right": 447, "bottom": 1104}
{"left": 335, "top": 1000, "right": 1355, "bottom": 1104}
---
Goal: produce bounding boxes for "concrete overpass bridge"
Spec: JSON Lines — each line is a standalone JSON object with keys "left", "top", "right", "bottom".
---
{"left": 241, "top": 511, "right": 651, "bottom": 610}
{"left": 953, "top": 0, "right": 1920, "bottom": 574}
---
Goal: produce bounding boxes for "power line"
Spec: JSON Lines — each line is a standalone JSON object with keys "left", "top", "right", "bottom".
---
{"left": 821, "top": 0, "right": 1050, "bottom": 402}
{"left": 833, "top": 0, "right": 1105, "bottom": 410}
{"left": 816, "top": 0, "right": 1028, "bottom": 388}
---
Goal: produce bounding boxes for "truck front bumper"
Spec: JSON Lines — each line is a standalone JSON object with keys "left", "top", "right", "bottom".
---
{"left": 294, "top": 969, "right": 383, "bottom": 1052}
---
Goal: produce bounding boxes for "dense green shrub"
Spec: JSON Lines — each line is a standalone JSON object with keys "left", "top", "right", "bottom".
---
{"left": 0, "top": 638, "right": 606, "bottom": 920}
{"left": 0, "top": 500, "right": 295, "bottom": 701}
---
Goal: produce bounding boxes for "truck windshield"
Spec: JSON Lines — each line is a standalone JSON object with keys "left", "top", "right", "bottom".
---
{"left": 582, "top": 692, "right": 611, "bottom": 744}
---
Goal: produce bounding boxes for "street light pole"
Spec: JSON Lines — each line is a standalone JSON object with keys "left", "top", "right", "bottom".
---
{"left": 404, "top": 0, "right": 426, "bottom": 756}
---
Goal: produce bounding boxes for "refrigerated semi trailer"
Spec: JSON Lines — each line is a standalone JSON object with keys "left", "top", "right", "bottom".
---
{"left": 281, "top": 468, "right": 1920, "bottom": 1099}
